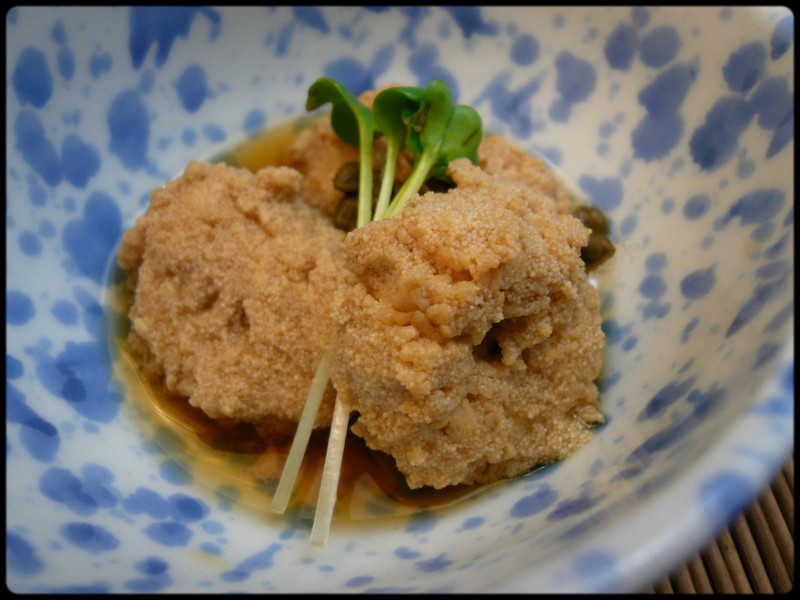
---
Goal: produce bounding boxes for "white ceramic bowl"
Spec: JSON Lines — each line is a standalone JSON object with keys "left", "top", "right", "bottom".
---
{"left": 6, "top": 6, "right": 793, "bottom": 593}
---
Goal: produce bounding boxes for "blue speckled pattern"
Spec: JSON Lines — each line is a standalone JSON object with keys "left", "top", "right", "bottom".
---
{"left": 6, "top": 6, "right": 793, "bottom": 593}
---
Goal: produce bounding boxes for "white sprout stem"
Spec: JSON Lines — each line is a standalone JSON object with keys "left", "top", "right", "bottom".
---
{"left": 357, "top": 120, "right": 374, "bottom": 228}
{"left": 309, "top": 396, "right": 351, "bottom": 547}
{"left": 384, "top": 148, "right": 437, "bottom": 218}
{"left": 271, "top": 348, "right": 331, "bottom": 514}
{"left": 372, "top": 140, "right": 400, "bottom": 221}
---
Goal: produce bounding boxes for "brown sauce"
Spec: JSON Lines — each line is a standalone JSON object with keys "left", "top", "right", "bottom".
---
{"left": 108, "top": 280, "right": 495, "bottom": 523}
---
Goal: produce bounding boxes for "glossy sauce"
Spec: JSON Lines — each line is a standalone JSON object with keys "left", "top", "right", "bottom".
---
{"left": 109, "top": 305, "right": 492, "bottom": 522}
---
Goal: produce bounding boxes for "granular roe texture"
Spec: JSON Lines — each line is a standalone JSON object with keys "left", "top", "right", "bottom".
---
{"left": 117, "top": 160, "right": 344, "bottom": 438}
{"left": 329, "top": 158, "right": 604, "bottom": 489}
{"left": 478, "top": 135, "right": 573, "bottom": 215}
{"left": 284, "top": 118, "right": 360, "bottom": 217}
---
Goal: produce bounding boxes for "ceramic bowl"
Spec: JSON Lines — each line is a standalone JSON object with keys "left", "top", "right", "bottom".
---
{"left": 6, "top": 6, "right": 793, "bottom": 593}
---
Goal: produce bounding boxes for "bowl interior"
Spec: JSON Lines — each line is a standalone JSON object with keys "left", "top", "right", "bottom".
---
{"left": 6, "top": 6, "right": 793, "bottom": 593}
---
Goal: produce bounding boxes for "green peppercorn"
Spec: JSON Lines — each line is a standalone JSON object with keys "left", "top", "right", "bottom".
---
{"left": 332, "top": 162, "right": 361, "bottom": 193}
{"left": 333, "top": 196, "right": 358, "bottom": 231}
{"left": 572, "top": 204, "right": 616, "bottom": 270}
{"left": 572, "top": 204, "right": 610, "bottom": 235}
{"left": 581, "top": 231, "right": 616, "bottom": 270}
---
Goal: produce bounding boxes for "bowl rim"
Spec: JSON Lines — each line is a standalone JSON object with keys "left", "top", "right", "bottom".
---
{"left": 5, "top": 4, "right": 794, "bottom": 593}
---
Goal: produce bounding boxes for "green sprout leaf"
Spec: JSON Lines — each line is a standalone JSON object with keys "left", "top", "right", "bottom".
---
{"left": 306, "top": 77, "right": 374, "bottom": 227}
{"left": 385, "top": 80, "right": 482, "bottom": 218}
{"left": 429, "top": 104, "right": 482, "bottom": 179}
{"left": 372, "top": 86, "right": 425, "bottom": 220}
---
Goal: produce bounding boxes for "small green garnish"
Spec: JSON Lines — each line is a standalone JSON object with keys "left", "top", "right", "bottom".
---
{"left": 273, "top": 77, "right": 483, "bottom": 546}
{"left": 380, "top": 80, "right": 483, "bottom": 218}
{"left": 370, "top": 85, "right": 425, "bottom": 220}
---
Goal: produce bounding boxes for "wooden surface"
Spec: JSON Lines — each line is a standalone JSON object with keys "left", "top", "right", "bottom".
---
{"left": 642, "top": 455, "right": 794, "bottom": 594}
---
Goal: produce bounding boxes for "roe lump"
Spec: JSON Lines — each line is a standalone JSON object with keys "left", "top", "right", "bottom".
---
{"left": 117, "top": 161, "right": 344, "bottom": 437}
{"left": 329, "top": 158, "right": 604, "bottom": 489}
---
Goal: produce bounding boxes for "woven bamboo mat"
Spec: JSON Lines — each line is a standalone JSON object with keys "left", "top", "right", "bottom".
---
{"left": 642, "top": 454, "right": 794, "bottom": 594}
